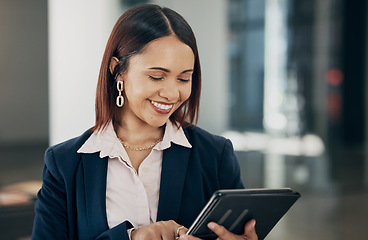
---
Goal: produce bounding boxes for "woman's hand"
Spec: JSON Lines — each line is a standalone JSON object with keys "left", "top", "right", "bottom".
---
{"left": 179, "top": 220, "right": 258, "bottom": 240}
{"left": 131, "top": 220, "right": 184, "bottom": 240}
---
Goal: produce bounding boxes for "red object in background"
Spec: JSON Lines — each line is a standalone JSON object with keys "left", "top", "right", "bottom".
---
{"left": 327, "top": 91, "right": 342, "bottom": 120}
{"left": 326, "top": 68, "right": 344, "bottom": 86}
{"left": 326, "top": 68, "right": 343, "bottom": 122}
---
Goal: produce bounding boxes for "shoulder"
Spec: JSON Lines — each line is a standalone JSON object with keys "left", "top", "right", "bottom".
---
{"left": 184, "top": 125, "right": 227, "bottom": 145}
{"left": 183, "top": 125, "right": 232, "bottom": 156}
{"left": 181, "top": 125, "right": 243, "bottom": 190}
{"left": 44, "top": 129, "right": 93, "bottom": 174}
{"left": 48, "top": 128, "right": 93, "bottom": 157}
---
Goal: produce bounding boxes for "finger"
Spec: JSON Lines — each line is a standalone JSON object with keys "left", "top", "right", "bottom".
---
{"left": 180, "top": 227, "right": 188, "bottom": 234}
{"left": 160, "top": 220, "right": 181, "bottom": 240}
{"left": 177, "top": 226, "right": 188, "bottom": 237}
{"left": 243, "top": 220, "right": 258, "bottom": 240}
{"left": 207, "top": 222, "right": 234, "bottom": 240}
{"left": 164, "top": 221, "right": 187, "bottom": 240}
{"left": 179, "top": 233, "right": 201, "bottom": 240}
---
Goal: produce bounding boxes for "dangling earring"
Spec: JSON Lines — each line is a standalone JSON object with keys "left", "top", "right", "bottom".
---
{"left": 116, "top": 80, "right": 124, "bottom": 107}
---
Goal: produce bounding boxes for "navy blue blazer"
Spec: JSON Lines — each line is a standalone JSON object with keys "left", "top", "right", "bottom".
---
{"left": 32, "top": 125, "right": 244, "bottom": 240}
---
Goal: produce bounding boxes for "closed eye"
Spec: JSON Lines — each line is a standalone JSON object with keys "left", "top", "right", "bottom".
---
{"left": 149, "top": 76, "right": 163, "bottom": 81}
{"left": 178, "top": 78, "right": 190, "bottom": 83}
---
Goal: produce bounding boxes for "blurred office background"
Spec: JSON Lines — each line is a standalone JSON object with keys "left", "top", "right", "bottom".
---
{"left": 0, "top": 0, "right": 367, "bottom": 239}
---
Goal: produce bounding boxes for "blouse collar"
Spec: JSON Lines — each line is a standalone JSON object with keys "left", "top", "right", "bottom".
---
{"left": 77, "top": 121, "right": 192, "bottom": 159}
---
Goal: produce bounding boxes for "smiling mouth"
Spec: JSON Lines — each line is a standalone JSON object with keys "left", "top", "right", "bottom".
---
{"left": 150, "top": 100, "right": 174, "bottom": 111}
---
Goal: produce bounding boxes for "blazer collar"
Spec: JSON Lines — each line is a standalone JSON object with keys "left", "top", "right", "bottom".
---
{"left": 81, "top": 153, "right": 109, "bottom": 236}
{"left": 157, "top": 143, "right": 191, "bottom": 222}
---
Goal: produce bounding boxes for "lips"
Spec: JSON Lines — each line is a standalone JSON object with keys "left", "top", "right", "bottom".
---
{"left": 149, "top": 100, "right": 174, "bottom": 114}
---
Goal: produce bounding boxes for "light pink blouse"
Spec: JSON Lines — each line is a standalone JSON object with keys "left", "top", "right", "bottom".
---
{"left": 77, "top": 121, "right": 191, "bottom": 229}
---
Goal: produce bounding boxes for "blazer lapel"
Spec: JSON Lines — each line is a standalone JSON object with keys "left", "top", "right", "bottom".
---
{"left": 157, "top": 144, "right": 191, "bottom": 221}
{"left": 81, "top": 153, "right": 109, "bottom": 236}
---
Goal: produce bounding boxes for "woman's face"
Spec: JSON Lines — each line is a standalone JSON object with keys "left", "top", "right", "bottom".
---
{"left": 118, "top": 35, "right": 194, "bottom": 128}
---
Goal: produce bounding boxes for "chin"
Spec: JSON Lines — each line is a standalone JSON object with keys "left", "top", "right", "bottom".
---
{"left": 145, "top": 118, "right": 169, "bottom": 128}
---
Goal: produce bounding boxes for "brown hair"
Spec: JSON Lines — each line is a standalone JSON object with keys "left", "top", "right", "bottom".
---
{"left": 94, "top": 4, "right": 201, "bottom": 131}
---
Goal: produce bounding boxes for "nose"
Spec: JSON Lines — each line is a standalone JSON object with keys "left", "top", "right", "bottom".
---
{"left": 158, "top": 79, "right": 180, "bottom": 101}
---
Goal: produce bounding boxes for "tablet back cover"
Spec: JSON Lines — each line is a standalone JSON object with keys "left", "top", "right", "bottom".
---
{"left": 188, "top": 189, "right": 300, "bottom": 240}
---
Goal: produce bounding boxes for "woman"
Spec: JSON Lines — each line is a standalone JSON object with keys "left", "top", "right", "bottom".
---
{"left": 32, "top": 4, "right": 258, "bottom": 240}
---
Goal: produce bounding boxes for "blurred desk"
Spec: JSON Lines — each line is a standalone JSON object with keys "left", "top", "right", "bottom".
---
{"left": 0, "top": 181, "right": 41, "bottom": 240}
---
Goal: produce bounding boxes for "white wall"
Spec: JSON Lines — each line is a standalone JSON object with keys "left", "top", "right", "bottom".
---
{"left": 0, "top": 0, "right": 48, "bottom": 144}
{"left": 48, "top": 0, "right": 122, "bottom": 145}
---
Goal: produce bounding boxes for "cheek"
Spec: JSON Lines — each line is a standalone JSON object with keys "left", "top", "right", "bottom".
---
{"left": 181, "top": 85, "right": 192, "bottom": 102}
{"left": 124, "top": 81, "right": 149, "bottom": 101}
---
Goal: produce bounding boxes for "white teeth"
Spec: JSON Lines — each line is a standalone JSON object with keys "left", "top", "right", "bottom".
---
{"left": 150, "top": 100, "right": 173, "bottom": 110}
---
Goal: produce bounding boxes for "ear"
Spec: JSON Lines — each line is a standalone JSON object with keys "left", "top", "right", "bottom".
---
{"left": 109, "top": 57, "right": 120, "bottom": 76}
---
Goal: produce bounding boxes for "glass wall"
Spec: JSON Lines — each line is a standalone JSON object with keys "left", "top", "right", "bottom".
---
{"left": 226, "top": 0, "right": 368, "bottom": 239}
{"left": 228, "top": 0, "right": 265, "bottom": 131}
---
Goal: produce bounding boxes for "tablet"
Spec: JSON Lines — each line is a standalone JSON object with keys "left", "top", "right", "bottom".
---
{"left": 186, "top": 188, "right": 300, "bottom": 240}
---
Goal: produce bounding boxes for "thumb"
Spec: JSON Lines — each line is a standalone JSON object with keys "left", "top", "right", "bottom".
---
{"left": 243, "top": 219, "right": 258, "bottom": 240}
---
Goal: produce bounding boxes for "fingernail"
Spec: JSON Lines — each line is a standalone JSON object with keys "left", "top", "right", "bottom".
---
{"left": 207, "top": 222, "right": 216, "bottom": 229}
{"left": 179, "top": 235, "right": 188, "bottom": 240}
{"left": 252, "top": 220, "right": 256, "bottom": 227}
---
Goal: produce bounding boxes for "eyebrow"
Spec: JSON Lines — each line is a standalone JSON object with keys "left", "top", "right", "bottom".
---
{"left": 148, "top": 67, "right": 194, "bottom": 74}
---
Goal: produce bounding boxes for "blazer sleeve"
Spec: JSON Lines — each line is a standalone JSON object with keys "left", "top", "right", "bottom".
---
{"left": 32, "top": 147, "right": 69, "bottom": 239}
{"left": 218, "top": 139, "right": 244, "bottom": 189}
{"left": 32, "top": 147, "right": 133, "bottom": 240}
{"left": 94, "top": 222, "right": 133, "bottom": 240}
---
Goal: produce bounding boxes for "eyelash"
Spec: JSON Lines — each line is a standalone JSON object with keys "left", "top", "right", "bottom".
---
{"left": 149, "top": 76, "right": 163, "bottom": 81}
{"left": 148, "top": 76, "right": 190, "bottom": 83}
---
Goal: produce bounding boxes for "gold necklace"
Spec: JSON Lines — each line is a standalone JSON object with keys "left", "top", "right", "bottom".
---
{"left": 117, "top": 137, "right": 162, "bottom": 151}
